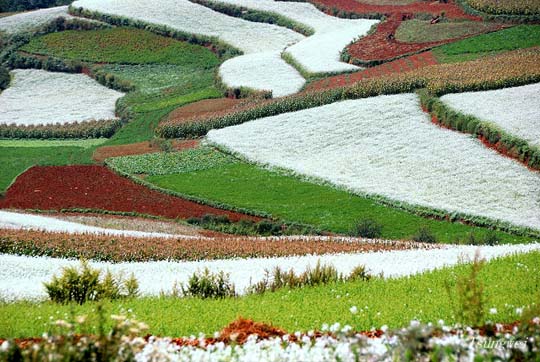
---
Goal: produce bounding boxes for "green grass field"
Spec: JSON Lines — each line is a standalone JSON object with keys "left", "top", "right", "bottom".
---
{"left": 0, "top": 251, "right": 537, "bottom": 338}
{"left": 145, "top": 160, "right": 534, "bottom": 244}
{"left": 395, "top": 20, "right": 494, "bottom": 43}
{"left": 21, "top": 28, "right": 220, "bottom": 67}
{"left": 0, "top": 145, "right": 95, "bottom": 192}
{"left": 433, "top": 24, "right": 540, "bottom": 63}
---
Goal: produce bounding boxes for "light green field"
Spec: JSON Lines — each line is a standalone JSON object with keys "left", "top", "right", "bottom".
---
{"left": 0, "top": 251, "right": 537, "bottom": 338}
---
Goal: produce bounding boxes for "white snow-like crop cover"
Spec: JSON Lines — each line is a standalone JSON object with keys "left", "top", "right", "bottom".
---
{"left": 0, "top": 6, "right": 75, "bottom": 34}
{"left": 0, "top": 69, "right": 124, "bottom": 126}
{"left": 1, "top": 243, "right": 539, "bottom": 301}
{"left": 211, "top": 0, "right": 378, "bottom": 74}
{"left": 208, "top": 93, "right": 540, "bottom": 231}
{"left": 72, "top": 0, "right": 377, "bottom": 96}
{"left": 441, "top": 83, "right": 540, "bottom": 147}
{"left": 0, "top": 211, "right": 181, "bottom": 238}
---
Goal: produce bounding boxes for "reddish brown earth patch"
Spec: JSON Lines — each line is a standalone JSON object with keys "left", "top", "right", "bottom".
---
{"left": 311, "top": 0, "right": 480, "bottom": 19}
{"left": 92, "top": 140, "right": 199, "bottom": 162}
{"left": 166, "top": 98, "right": 242, "bottom": 125}
{"left": 0, "top": 165, "right": 258, "bottom": 222}
{"left": 306, "top": 51, "right": 438, "bottom": 91}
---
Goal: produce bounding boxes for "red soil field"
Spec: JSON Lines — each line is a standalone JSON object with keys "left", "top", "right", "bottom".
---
{"left": 306, "top": 51, "right": 438, "bottom": 91}
{"left": 0, "top": 165, "right": 258, "bottom": 222}
{"left": 311, "top": 0, "right": 480, "bottom": 19}
{"left": 309, "top": 0, "right": 486, "bottom": 63}
{"left": 347, "top": 14, "right": 471, "bottom": 63}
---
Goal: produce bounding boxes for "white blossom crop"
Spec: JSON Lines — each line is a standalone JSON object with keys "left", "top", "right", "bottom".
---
{"left": 207, "top": 93, "right": 540, "bottom": 231}
{"left": 219, "top": 52, "right": 304, "bottom": 97}
{"left": 72, "top": 0, "right": 304, "bottom": 96}
{"left": 440, "top": 83, "right": 540, "bottom": 147}
{"left": 209, "top": 0, "right": 378, "bottom": 73}
{"left": 1, "top": 243, "right": 539, "bottom": 301}
{"left": 0, "top": 69, "right": 123, "bottom": 126}
{"left": 0, "top": 6, "right": 75, "bottom": 34}
{"left": 0, "top": 211, "right": 181, "bottom": 239}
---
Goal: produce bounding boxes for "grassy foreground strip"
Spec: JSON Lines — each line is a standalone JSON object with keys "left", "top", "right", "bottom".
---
{"left": 146, "top": 163, "right": 534, "bottom": 244}
{"left": 0, "top": 251, "right": 538, "bottom": 338}
{"left": 157, "top": 47, "right": 540, "bottom": 138}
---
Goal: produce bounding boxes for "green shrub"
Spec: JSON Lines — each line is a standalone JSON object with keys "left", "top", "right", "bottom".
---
{"left": 0, "top": 66, "right": 10, "bottom": 90}
{"left": 182, "top": 268, "right": 236, "bottom": 299}
{"left": 349, "top": 218, "right": 383, "bottom": 238}
{"left": 248, "top": 261, "right": 371, "bottom": 294}
{"left": 349, "top": 265, "right": 372, "bottom": 282}
{"left": 483, "top": 230, "right": 500, "bottom": 246}
{"left": 412, "top": 226, "right": 437, "bottom": 244}
{"left": 43, "top": 260, "right": 140, "bottom": 304}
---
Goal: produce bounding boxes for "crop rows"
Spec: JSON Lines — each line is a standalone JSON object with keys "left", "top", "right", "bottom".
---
{"left": 440, "top": 83, "right": 540, "bottom": 147}
{"left": 466, "top": 0, "right": 540, "bottom": 15}
{"left": 157, "top": 47, "right": 540, "bottom": 138}
{"left": 0, "top": 165, "right": 258, "bottom": 222}
{"left": 0, "top": 228, "right": 422, "bottom": 263}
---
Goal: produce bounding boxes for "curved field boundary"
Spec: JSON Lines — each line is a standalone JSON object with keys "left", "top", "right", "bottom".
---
{"left": 307, "top": 0, "right": 480, "bottom": 20}
{"left": 418, "top": 89, "right": 540, "bottom": 171}
{"left": 307, "top": 51, "right": 438, "bottom": 91}
{"left": 342, "top": 14, "right": 504, "bottom": 66}
{"left": 0, "top": 165, "right": 260, "bottom": 223}
{"left": 455, "top": 0, "right": 540, "bottom": 23}
{"left": 156, "top": 47, "right": 540, "bottom": 138}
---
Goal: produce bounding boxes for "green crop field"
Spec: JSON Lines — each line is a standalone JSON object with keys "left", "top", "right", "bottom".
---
{"left": 143, "top": 155, "right": 533, "bottom": 244}
{"left": 0, "top": 251, "right": 537, "bottom": 338}
{"left": 396, "top": 20, "right": 494, "bottom": 43}
{"left": 0, "top": 145, "right": 95, "bottom": 192}
{"left": 21, "top": 27, "right": 220, "bottom": 67}
{"left": 433, "top": 24, "right": 540, "bottom": 63}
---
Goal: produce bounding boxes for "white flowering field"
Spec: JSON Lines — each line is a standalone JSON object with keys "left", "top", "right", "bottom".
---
{"left": 0, "top": 69, "right": 123, "bottom": 126}
{"left": 0, "top": 242, "right": 538, "bottom": 301}
{"left": 441, "top": 82, "right": 540, "bottom": 147}
{"left": 0, "top": 6, "right": 75, "bottom": 34}
{"left": 208, "top": 93, "right": 540, "bottom": 230}
{"left": 219, "top": 52, "right": 304, "bottom": 97}
{"left": 72, "top": 0, "right": 376, "bottom": 95}
{"left": 0, "top": 211, "right": 179, "bottom": 239}
{"left": 209, "top": 0, "right": 377, "bottom": 73}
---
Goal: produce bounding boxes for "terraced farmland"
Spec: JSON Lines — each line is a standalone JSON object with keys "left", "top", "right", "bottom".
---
{"left": 0, "top": 0, "right": 539, "bottom": 360}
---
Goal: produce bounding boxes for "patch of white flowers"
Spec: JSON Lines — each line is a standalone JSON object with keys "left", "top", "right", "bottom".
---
{"left": 0, "top": 6, "right": 75, "bottom": 34}
{"left": 441, "top": 83, "right": 540, "bottom": 147}
{"left": 72, "top": 0, "right": 376, "bottom": 96}
{"left": 135, "top": 321, "right": 536, "bottom": 362}
{"left": 207, "top": 93, "right": 540, "bottom": 230}
{"left": 0, "top": 69, "right": 123, "bottom": 126}
{"left": 72, "top": 0, "right": 304, "bottom": 97}
{"left": 1, "top": 243, "right": 539, "bottom": 301}
{"left": 209, "top": 0, "right": 378, "bottom": 73}
{"left": 0, "top": 211, "right": 181, "bottom": 239}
